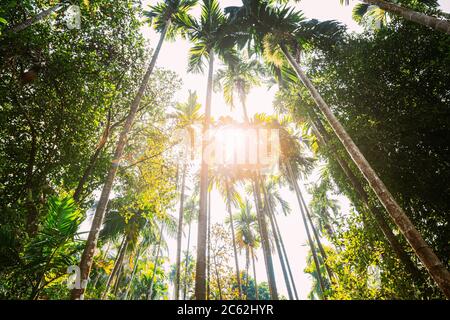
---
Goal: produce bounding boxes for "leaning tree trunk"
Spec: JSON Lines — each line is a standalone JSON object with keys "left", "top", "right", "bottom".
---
{"left": 8, "top": 3, "right": 65, "bottom": 33}
{"left": 174, "top": 163, "right": 187, "bottom": 300}
{"left": 308, "top": 112, "right": 423, "bottom": 284}
{"left": 70, "top": 21, "right": 170, "bottom": 300}
{"left": 271, "top": 206, "right": 299, "bottom": 299}
{"left": 252, "top": 176, "right": 278, "bottom": 299}
{"left": 225, "top": 178, "right": 243, "bottom": 299}
{"left": 195, "top": 50, "right": 215, "bottom": 300}
{"left": 362, "top": 0, "right": 450, "bottom": 35}
{"left": 261, "top": 182, "right": 294, "bottom": 300}
{"left": 296, "top": 178, "right": 335, "bottom": 284}
{"left": 281, "top": 44, "right": 450, "bottom": 298}
{"left": 102, "top": 235, "right": 128, "bottom": 299}
{"left": 286, "top": 161, "right": 327, "bottom": 297}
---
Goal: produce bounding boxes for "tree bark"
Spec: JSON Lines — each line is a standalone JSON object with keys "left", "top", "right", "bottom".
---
{"left": 174, "top": 163, "right": 187, "bottom": 299}
{"left": 225, "top": 178, "right": 243, "bottom": 299}
{"left": 251, "top": 248, "right": 259, "bottom": 300}
{"left": 286, "top": 161, "right": 327, "bottom": 298}
{"left": 70, "top": 20, "right": 170, "bottom": 300}
{"left": 102, "top": 235, "right": 128, "bottom": 299}
{"left": 252, "top": 176, "right": 278, "bottom": 299}
{"left": 363, "top": 0, "right": 450, "bottom": 35}
{"left": 148, "top": 223, "right": 165, "bottom": 300}
{"left": 8, "top": 3, "right": 65, "bottom": 33}
{"left": 281, "top": 45, "right": 450, "bottom": 298}
{"left": 183, "top": 221, "right": 192, "bottom": 300}
{"left": 195, "top": 50, "right": 215, "bottom": 300}
{"left": 309, "top": 112, "right": 423, "bottom": 285}
{"left": 261, "top": 182, "right": 294, "bottom": 300}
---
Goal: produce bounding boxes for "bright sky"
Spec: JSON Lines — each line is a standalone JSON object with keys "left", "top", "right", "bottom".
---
{"left": 136, "top": 0, "right": 450, "bottom": 300}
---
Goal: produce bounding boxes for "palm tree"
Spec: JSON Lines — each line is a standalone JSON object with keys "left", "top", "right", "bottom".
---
{"left": 214, "top": 57, "right": 265, "bottom": 122}
{"left": 210, "top": 165, "right": 244, "bottom": 299}
{"left": 177, "top": 0, "right": 236, "bottom": 299}
{"left": 228, "top": 0, "right": 450, "bottom": 297}
{"left": 233, "top": 200, "right": 260, "bottom": 300}
{"left": 70, "top": 0, "right": 197, "bottom": 300}
{"left": 341, "top": 0, "right": 450, "bottom": 35}
{"left": 172, "top": 91, "right": 202, "bottom": 300}
{"left": 182, "top": 195, "right": 198, "bottom": 299}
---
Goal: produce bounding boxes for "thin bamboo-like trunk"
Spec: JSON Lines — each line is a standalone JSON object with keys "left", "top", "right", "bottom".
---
{"left": 183, "top": 221, "right": 192, "bottom": 300}
{"left": 195, "top": 50, "right": 215, "bottom": 300}
{"left": 281, "top": 45, "right": 450, "bottom": 298}
{"left": 206, "top": 190, "right": 211, "bottom": 300}
{"left": 261, "top": 182, "right": 294, "bottom": 300}
{"left": 70, "top": 20, "right": 171, "bottom": 300}
{"left": 251, "top": 248, "right": 259, "bottom": 300}
{"left": 225, "top": 179, "right": 243, "bottom": 298}
{"left": 102, "top": 236, "right": 128, "bottom": 299}
{"left": 286, "top": 162, "right": 326, "bottom": 298}
{"left": 175, "top": 163, "right": 187, "bottom": 299}
{"left": 252, "top": 177, "right": 278, "bottom": 299}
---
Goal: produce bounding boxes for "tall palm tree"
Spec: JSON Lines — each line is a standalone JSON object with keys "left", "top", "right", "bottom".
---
{"left": 172, "top": 91, "right": 202, "bottom": 300}
{"left": 233, "top": 200, "right": 260, "bottom": 300}
{"left": 341, "top": 0, "right": 450, "bottom": 35}
{"left": 227, "top": 0, "right": 450, "bottom": 297}
{"left": 70, "top": 0, "right": 197, "bottom": 300}
{"left": 214, "top": 57, "right": 265, "bottom": 122}
{"left": 177, "top": 0, "right": 236, "bottom": 299}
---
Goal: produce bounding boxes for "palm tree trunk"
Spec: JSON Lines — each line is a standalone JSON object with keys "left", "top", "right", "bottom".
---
{"left": 245, "top": 249, "right": 250, "bottom": 299}
{"left": 148, "top": 222, "right": 165, "bottom": 300}
{"left": 102, "top": 235, "right": 128, "bottom": 299}
{"left": 308, "top": 113, "right": 423, "bottom": 284}
{"left": 183, "top": 221, "right": 192, "bottom": 300}
{"left": 175, "top": 163, "right": 187, "bottom": 299}
{"left": 363, "top": 0, "right": 450, "bottom": 35}
{"left": 195, "top": 49, "right": 215, "bottom": 300}
{"left": 70, "top": 20, "right": 171, "bottom": 300}
{"left": 225, "top": 178, "right": 243, "bottom": 299}
{"left": 8, "top": 3, "right": 65, "bottom": 33}
{"left": 281, "top": 44, "right": 450, "bottom": 298}
{"left": 251, "top": 248, "right": 259, "bottom": 300}
{"left": 123, "top": 245, "right": 142, "bottom": 300}
{"left": 261, "top": 182, "right": 294, "bottom": 300}
{"left": 296, "top": 179, "right": 335, "bottom": 284}
{"left": 270, "top": 201, "right": 299, "bottom": 299}
{"left": 206, "top": 190, "right": 212, "bottom": 300}
{"left": 213, "top": 253, "right": 223, "bottom": 300}
{"left": 252, "top": 177, "right": 278, "bottom": 299}
{"left": 286, "top": 161, "right": 327, "bottom": 298}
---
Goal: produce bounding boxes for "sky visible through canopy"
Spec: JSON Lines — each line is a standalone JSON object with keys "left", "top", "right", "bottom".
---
{"left": 130, "top": 0, "right": 450, "bottom": 299}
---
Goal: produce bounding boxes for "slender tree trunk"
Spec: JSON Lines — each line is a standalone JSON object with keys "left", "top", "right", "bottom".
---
{"left": 206, "top": 190, "right": 212, "bottom": 300}
{"left": 213, "top": 253, "right": 223, "bottom": 300}
{"left": 8, "top": 3, "right": 65, "bottom": 33}
{"left": 70, "top": 21, "right": 171, "bottom": 300}
{"left": 123, "top": 245, "right": 142, "bottom": 300}
{"left": 362, "top": 0, "right": 450, "bottom": 35}
{"left": 281, "top": 45, "right": 450, "bottom": 298}
{"left": 286, "top": 161, "right": 326, "bottom": 298}
{"left": 245, "top": 249, "right": 250, "bottom": 300}
{"left": 175, "top": 163, "right": 187, "bottom": 299}
{"left": 261, "top": 182, "right": 294, "bottom": 300}
{"left": 148, "top": 223, "right": 165, "bottom": 300}
{"left": 102, "top": 236, "right": 128, "bottom": 299}
{"left": 195, "top": 50, "right": 215, "bottom": 300}
{"left": 251, "top": 248, "right": 259, "bottom": 300}
{"left": 183, "top": 221, "right": 192, "bottom": 300}
{"left": 225, "top": 178, "right": 243, "bottom": 299}
{"left": 308, "top": 113, "right": 422, "bottom": 284}
{"left": 252, "top": 177, "right": 278, "bottom": 299}
{"left": 296, "top": 179, "right": 335, "bottom": 284}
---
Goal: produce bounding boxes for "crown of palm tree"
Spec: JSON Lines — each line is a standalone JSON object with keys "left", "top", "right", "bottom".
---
{"left": 145, "top": 0, "right": 198, "bottom": 40}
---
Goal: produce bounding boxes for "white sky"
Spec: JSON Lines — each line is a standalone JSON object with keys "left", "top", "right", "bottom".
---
{"left": 81, "top": 0, "right": 450, "bottom": 300}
